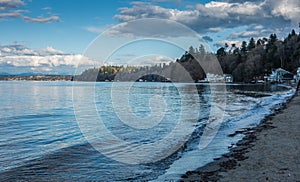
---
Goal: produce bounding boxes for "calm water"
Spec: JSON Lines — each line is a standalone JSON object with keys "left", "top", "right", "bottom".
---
{"left": 0, "top": 81, "right": 294, "bottom": 181}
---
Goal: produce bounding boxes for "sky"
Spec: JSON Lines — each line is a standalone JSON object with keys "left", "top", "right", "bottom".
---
{"left": 0, "top": 0, "right": 299, "bottom": 75}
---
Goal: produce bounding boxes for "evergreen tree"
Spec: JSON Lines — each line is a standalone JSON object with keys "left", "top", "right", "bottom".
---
{"left": 247, "top": 38, "right": 256, "bottom": 50}
{"left": 240, "top": 41, "right": 247, "bottom": 54}
{"left": 217, "top": 47, "right": 226, "bottom": 57}
{"left": 270, "top": 34, "right": 277, "bottom": 44}
{"left": 224, "top": 43, "right": 229, "bottom": 53}
{"left": 199, "top": 44, "right": 206, "bottom": 55}
{"left": 291, "top": 29, "right": 296, "bottom": 36}
{"left": 188, "top": 46, "right": 195, "bottom": 55}
{"left": 231, "top": 43, "right": 238, "bottom": 54}
{"left": 256, "top": 39, "right": 263, "bottom": 46}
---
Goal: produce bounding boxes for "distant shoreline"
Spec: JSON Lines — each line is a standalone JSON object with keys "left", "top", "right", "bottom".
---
{"left": 0, "top": 75, "right": 74, "bottom": 81}
{"left": 0, "top": 76, "right": 296, "bottom": 88}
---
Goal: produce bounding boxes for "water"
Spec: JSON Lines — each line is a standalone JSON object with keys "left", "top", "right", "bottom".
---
{"left": 0, "top": 81, "right": 294, "bottom": 181}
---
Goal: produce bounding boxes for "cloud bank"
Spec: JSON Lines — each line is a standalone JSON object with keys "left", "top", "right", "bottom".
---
{"left": 0, "top": 45, "right": 97, "bottom": 75}
{"left": 107, "top": 0, "right": 299, "bottom": 42}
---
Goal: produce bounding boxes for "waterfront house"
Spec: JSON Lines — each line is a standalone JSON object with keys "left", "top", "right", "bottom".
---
{"left": 268, "top": 68, "right": 294, "bottom": 83}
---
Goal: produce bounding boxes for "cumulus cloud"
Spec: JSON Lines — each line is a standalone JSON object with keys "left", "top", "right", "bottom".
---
{"left": 0, "top": 0, "right": 60, "bottom": 23}
{"left": 103, "top": 19, "right": 198, "bottom": 38}
{"left": 112, "top": 0, "right": 298, "bottom": 38}
{"left": 269, "top": 0, "right": 300, "bottom": 22}
{"left": 0, "top": 44, "right": 38, "bottom": 56}
{"left": 0, "top": 0, "right": 24, "bottom": 11}
{"left": 252, "top": 25, "right": 264, "bottom": 30}
{"left": 23, "top": 15, "right": 60, "bottom": 23}
{"left": 85, "top": 26, "right": 105, "bottom": 34}
{"left": 40, "top": 46, "right": 64, "bottom": 55}
{"left": 129, "top": 55, "right": 173, "bottom": 66}
{"left": 229, "top": 31, "right": 261, "bottom": 39}
{"left": 208, "top": 27, "right": 225, "bottom": 33}
{"left": 0, "top": 45, "right": 97, "bottom": 74}
{"left": 0, "top": 10, "right": 21, "bottom": 18}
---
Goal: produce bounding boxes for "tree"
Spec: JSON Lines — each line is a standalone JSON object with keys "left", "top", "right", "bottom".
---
{"left": 217, "top": 47, "right": 226, "bottom": 57}
{"left": 240, "top": 41, "right": 247, "bottom": 54}
{"left": 199, "top": 44, "right": 206, "bottom": 55}
{"left": 248, "top": 37, "right": 256, "bottom": 50}
{"left": 291, "top": 29, "right": 296, "bottom": 36}
{"left": 265, "top": 33, "right": 279, "bottom": 70}
{"left": 270, "top": 34, "right": 277, "bottom": 44}
{"left": 225, "top": 43, "right": 229, "bottom": 53}
{"left": 256, "top": 39, "right": 263, "bottom": 46}
{"left": 188, "top": 46, "right": 195, "bottom": 55}
{"left": 231, "top": 43, "right": 238, "bottom": 54}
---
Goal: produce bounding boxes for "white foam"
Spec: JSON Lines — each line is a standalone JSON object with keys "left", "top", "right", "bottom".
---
{"left": 154, "top": 88, "right": 295, "bottom": 181}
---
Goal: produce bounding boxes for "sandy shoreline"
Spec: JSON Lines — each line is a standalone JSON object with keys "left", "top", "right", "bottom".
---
{"left": 181, "top": 92, "right": 300, "bottom": 181}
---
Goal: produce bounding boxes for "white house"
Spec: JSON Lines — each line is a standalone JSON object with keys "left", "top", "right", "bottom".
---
{"left": 268, "top": 68, "right": 294, "bottom": 83}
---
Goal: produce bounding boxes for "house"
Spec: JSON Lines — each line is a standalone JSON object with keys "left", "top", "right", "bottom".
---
{"left": 224, "top": 74, "right": 233, "bottom": 83}
{"left": 268, "top": 68, "right": 294, "bottom": 83}
{"left": 203, "top": 73, "right": 234, "bottom": 83}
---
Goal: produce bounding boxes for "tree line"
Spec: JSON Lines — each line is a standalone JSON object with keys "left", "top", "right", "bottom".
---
{"left": 216, "top": 29, "right": 300, "bottom": 82}
{"left": 76, "top": 29, "right": 300, "bottom": 83}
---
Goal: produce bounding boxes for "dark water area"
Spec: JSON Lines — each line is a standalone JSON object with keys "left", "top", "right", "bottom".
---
{"left": 0, "top": 142, "right": 172, "bottom": 181}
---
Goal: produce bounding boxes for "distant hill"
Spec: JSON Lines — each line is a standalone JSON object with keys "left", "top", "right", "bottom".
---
{"left": 0, "top": 72, "right": 43, "bottom": 76}
{"left": 0, "top": 75, "right": 73, "bottom": 81}
{"left": 0, "top": 72, "right": 10, "bottom": 76}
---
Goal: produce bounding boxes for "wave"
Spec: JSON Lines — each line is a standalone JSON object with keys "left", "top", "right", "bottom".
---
{"left": 155, "top": 88, "right": 295, "bottom": 181}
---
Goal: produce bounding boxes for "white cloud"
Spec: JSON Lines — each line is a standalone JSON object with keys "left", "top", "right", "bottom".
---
{"left": 112, "top": 0, "right": 298, "bottom": 38}
{"left": 203, "top": 1, "right": 262, "bottom": 16}
{"left": 252, "top": 25, "right": 264, "bottom": 30}
{"left": 229, "top": 31, "right": 261, "bottom": 39}
{"left": 85, "top": 26, "right": 105, "bottom": 34}
{"left": 0, "top": 0, "right": 24, "bottom": 11}
{"left": 270, "top": 0, "right": 300, "bottom": 22}
{"left": 42, "top": 7, "right": 52, "bottom": 11}
{"left": 103, "top": 19, "right": 197, "bottom": 38}
{"left": 0, "top": 0, "right": 61, "bottom": 23}
{"left": 22, "top": 15, "right": 60, "bottom": 23}
{"left": 31, "top": 67, "right": 52, "bottom": 72}
{"left": 0, "top": 45, "right": 97, "bottom": 74}
{"left": 41, "top": 46, "right": 65, "bottom": 55}
{"left": 129, "top": 55, "right": 173, "bottom": 66}
{"left": 208, "top": 27, "right": 225, "bottom": 33}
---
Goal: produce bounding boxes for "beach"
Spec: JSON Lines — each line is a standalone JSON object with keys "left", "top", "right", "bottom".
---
{"left": 182, "top": 92, "right": 300, "bottom": 181}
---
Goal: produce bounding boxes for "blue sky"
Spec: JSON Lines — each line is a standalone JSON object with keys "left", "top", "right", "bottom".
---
{"left": 0, "top": 0, "right": 299, "bottom": 74}
{"left": 0, "top": 0, "right": 215, "bottom": 53}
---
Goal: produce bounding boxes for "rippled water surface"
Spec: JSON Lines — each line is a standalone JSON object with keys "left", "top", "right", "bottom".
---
{"left": 0, "top": 81, "right": 293, "bottom": 181}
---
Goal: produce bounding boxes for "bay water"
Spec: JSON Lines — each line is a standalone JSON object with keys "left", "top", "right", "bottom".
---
{"left": 0, "top": 81, "right": 294, "bottom": 181}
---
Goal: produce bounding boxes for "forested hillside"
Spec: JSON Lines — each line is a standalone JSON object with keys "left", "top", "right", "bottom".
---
{"left": 217, "top": 30, "right": 300, "bottom": 82}
{"left": 76, "top": 30, "right": 300, "bottom": 83}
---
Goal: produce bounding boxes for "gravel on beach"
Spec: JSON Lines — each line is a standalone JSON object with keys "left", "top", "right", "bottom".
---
{"left": 181, "top": 93, "right": 300, "bottom": 182}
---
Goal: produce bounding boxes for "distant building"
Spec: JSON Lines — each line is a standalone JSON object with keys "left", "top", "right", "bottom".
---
{"left": 224, "top": 74, "right": 233, "bottom": 83}
{"left": 203, "top": 73, "right": 233, "bottom": 83}
{"left": 268, "top": 68, "right": 294, "bottom": 83}
{"left": 205, "top": 73, "right": 224, "bottom": 82}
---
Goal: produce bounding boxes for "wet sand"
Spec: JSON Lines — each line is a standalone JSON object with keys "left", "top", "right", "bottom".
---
{"left": 181, "top": 93, "right": 300, "bottom": 182}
